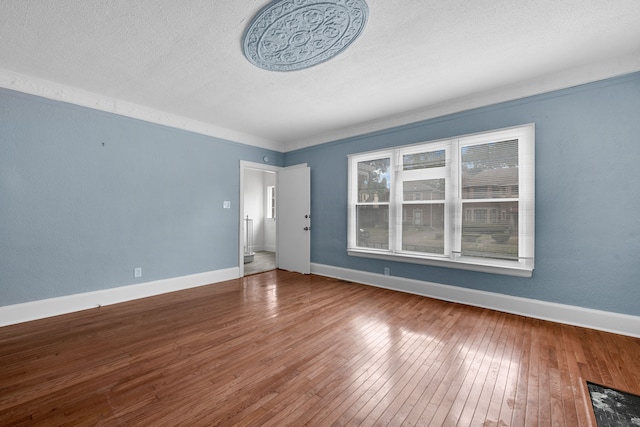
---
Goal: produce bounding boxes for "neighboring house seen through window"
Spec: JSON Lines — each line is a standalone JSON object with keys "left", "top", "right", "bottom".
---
{"left": 347, "top": 124, "right": 535, "bottom": 277}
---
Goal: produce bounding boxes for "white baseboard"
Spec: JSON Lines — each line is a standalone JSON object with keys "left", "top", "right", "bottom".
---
{"left": 0, "top": 267, "right": 239, "bottom": 327}
{"left": 311, "top": 263, "right": 640, "bottom": 338}
{"left": 4, "top": 264, "right": 638, "bottom": 338}
{"left": 250, "top": 246, "right": 276, "bottom": 253}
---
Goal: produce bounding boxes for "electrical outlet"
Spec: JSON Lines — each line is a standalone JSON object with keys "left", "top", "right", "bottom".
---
{"left": 134, "top": 267, "right": 142, "bottom": 278}
{"left": 384, "top": 267, "right": 390, "bottom": 276}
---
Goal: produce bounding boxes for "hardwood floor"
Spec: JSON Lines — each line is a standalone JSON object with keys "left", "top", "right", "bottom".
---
{"left": 1, "top": 270, "right": 639, "bottom": 426}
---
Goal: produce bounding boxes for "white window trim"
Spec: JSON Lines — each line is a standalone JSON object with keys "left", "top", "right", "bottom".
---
{"left": 347, "top": 124, "right": 535, "bottom": 278}
{"left": 266, "top": 185, "right": 276, "bottom": 220}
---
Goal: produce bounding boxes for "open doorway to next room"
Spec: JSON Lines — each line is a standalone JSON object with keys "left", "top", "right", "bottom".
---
{"left": 243, "top": 168, "right": 276, "bottom": 275}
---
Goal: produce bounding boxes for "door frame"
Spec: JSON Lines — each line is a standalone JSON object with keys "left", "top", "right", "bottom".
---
{"left": 239, "top": 160, "right": 280, "bottom": 277}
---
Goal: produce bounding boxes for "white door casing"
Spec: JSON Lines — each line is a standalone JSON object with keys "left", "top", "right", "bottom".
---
{"left": 239, "top": 161, "right": 310, "bottom": 276}
{"left": 239, "top": 161, "right": 279, "bottom": 277}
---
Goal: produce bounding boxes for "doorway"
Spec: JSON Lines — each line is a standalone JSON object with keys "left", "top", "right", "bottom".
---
{"left": 241, "top": 164, "right": 278, "bottom": 276}
{"left": 239, "top": 161, "right": 311, "bottom": 278}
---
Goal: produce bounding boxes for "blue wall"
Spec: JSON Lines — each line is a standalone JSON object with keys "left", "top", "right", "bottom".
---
{"left": 2, "top": 73, "right": 639, "bottom": 316}
{"left": 0, "top": 89, "right": 283, "bottom": 305}
{"left": 285, "top": 72, "right": 640, "bottom": 316}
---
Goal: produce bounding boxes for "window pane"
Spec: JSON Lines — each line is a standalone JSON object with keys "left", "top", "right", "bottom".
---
{"left": 356, "top": 205, "right": 389, "bottom": 249}
{"left": 403, "top": 149, "right": 445, "bottom": 170}
{"left": 462, "top": 201, "right": 518, "bottom": 259}
{"left": 402, "top": 203, "right": 445, "bottom": 254}
{"left": 358, "top": 158, "right": 390, "bottom": 203}
{"left": 271, "top": 187, "right": 276, "bottom": 218}
{"left": 403, "top": 179, "right": 445, "bottom": 201}
{"left": 461, "top": 140, "right": 518, "bottom": 199}
{"left": 267, "top": 186, "right": 276, "bottom": 219}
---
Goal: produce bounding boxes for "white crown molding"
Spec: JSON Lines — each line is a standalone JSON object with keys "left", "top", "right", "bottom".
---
{"left": 286, "top": 55, "right": 640, "bottom": 151}
{"left": 0, "top": 267, "right": 239, "bottom": 327}
{"left": 311, "top": 263, "right": 640, "bottom": 339}
{"left": 2, "top": 55, "right": 639, "bottom": 154}
{"left": 0, "top": 68, "right": 285, "bottom": 152}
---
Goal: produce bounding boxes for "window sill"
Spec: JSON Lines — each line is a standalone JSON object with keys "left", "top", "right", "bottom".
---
{"left": 347, "top": 249, "right": 533, "bottom": 278}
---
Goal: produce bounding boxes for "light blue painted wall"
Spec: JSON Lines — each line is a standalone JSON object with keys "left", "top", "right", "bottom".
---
{"left": 0, "top": 88, "right": 283, "bottom": 306}
{"left": 3, "top": 73, "right": 639, "bottom": 316}
{"left": 285, "top": 72, "right": 640, "bottom": 316}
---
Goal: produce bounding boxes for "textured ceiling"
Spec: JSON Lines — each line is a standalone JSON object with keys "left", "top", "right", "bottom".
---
{"left": 1, "top": 0, "right": 639, "bottom": 152}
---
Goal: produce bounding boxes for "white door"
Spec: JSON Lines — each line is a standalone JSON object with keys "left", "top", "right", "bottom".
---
{"left": 277, "top": 164, "right": 310, "bottom": 274}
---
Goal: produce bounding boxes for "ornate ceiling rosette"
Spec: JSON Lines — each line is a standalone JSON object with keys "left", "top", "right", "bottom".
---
{"left": 242, "top": 0, "right": 369, "bottom": 72}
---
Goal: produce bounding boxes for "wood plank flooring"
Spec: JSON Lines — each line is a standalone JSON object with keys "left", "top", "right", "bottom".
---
{"left": 1, "top": 270, "right": 639, "bottom": 426}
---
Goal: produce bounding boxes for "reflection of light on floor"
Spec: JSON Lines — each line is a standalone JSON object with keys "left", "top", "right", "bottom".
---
{"left": 348, "top": 313, "right": 522, "bottom": 425}
{"left": 346, "top": 316, "right": 444, "bottom": 409}
{"left": 240, "top": 274, "right": 280, "bottom": 315}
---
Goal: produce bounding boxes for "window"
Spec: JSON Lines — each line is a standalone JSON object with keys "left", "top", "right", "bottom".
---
{"left": 267, "top": 185, "right": 276, "bottom": 219}
{"left": 348, "top": 124, "right": 534, "bottom": 277}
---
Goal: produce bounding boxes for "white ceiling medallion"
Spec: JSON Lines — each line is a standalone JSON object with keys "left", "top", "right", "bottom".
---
{"left": 243, "top": 0, "right": 369, "bottom": 72}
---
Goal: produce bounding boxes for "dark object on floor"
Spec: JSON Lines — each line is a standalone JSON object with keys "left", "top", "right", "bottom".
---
{"left": 588, "top": 382, "right": 640, "bottom": 427}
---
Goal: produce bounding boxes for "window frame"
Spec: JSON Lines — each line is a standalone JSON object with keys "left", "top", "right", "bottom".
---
{"left": 266, "top": 185, "right": 276, "bottom": 220}
{"left": 347, "top": 124, "right": 535, "bottom": 277}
